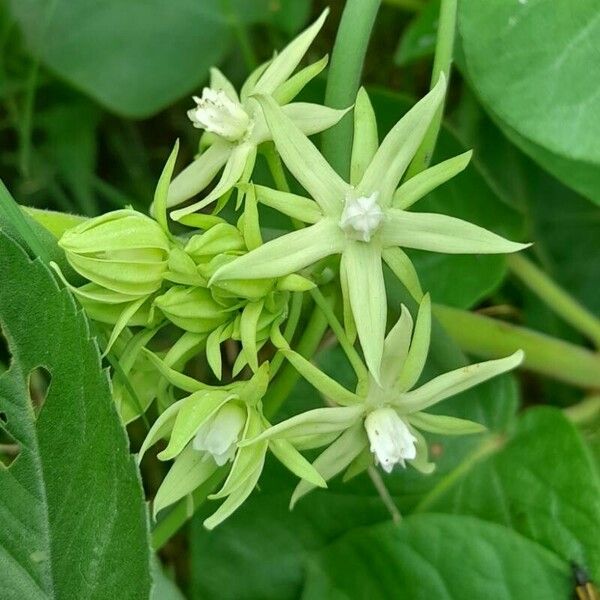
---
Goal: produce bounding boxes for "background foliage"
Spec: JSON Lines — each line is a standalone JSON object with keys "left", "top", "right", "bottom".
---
{"left": 1, "top": 0, "right": 599, "bottom": 597}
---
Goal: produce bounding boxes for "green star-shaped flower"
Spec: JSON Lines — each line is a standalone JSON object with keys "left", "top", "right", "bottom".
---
{"left": 241, "top": 295, "right": 523, "bottom": 506}
{"left": 211, "top": 77, "right": 529, "bottom": 379}
{"left": 167, "top": 9, "right": 348, "bottom": 220}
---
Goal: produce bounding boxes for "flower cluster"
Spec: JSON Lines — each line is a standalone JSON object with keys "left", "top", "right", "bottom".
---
{"left": 55, "top": 10, "right": 527, "bottom": 528}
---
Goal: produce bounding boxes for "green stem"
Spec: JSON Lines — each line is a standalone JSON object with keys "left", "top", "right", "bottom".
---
{"left": 309, "top": 287, "right": 368, "bottom": 381}
{"left": 405, "top": 0, "right": 457, "bottom": 178}
{"left": 563, "top": 395, "right": 600, "bottom": 427}
{"left": 413, "top": 434, "right": 503, "bottom": 513}
{"left": 434, "top": 304, "right": 600, "bottom": 389}
{"left": 507, "top": 254, "right": 600, "bottom": 349}
{"left": 263, "top": 304, "right": 329, "bottom": 418}
{"left": 263, "top": 143, "right": 290, "bottom": 193}
{"left": 322, "top": 0, "right": 381, "bottom": 177}
{"left": 271, "top": 291, "right": 304, "bottom": 377}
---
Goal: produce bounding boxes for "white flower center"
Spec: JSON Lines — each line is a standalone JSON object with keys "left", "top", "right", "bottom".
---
{"left": 364, "top": 407, "right": 417, "bottom": 473}
{"left": 193, "top": 402, "right": 246, "bottom": 466}
{"left": 339, "top": 192, "right": 384, "bottom": 242}
{"left": 188, "top": 88, "right": 251, "bottom": 142}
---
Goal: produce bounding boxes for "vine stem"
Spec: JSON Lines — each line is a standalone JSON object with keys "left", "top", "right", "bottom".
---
{"left": 322, "top": 0, "right": 381, "bottom": 178}
{"left": 405, "top": 0, "right": 457, "bottom": 178}
{"left": 309, "top": 287, "right": 368, "bottom": 382}
{"left": 507, "top": 254, "right": 600, "bottom": 349}
{"left": 434, "top": 304, "right": 600, "bottom": 389}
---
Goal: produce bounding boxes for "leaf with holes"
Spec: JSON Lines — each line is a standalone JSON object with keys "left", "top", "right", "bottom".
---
{"left": 0, "top": 231, "right": 150, "bottom": 599}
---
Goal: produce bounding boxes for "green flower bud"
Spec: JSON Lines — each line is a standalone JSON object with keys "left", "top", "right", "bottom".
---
{"left": 153, "top": 286, "right": 231, "bottom": 333}
{"left": 59, "top": 209, "right": 170, "bottom": 296}
{"left": 185, "top": 223, "right": 245, "bottom": 261}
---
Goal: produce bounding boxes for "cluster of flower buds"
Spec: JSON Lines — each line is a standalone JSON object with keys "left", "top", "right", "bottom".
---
{"left": 55, "top": 9, "right": 528, "bottom": 528}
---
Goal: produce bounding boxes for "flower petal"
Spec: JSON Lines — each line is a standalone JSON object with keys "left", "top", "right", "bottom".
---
{"left": 253, "top": 9, "right": 329, "bottom": 95}
{"left": 381, "top": 246, "right": 423, "bottom": 301}
{"left": 253, "top": 94, "right": 349, "bottom": 215}
{"left": 358, "top": 75, "right": 446, "bottom": 205}
{"left": 380, "top": 304, "right": 413, "bottom": 388}
{"left": 381, "top": 208, "right": 531, "bottom": 254}
{"left": 351, "top": 88, "right": 378, "bottom": 186}
{"left": 241, "top": 405, "right": 364, "bottom": 444}
{"left": 240, "top": 300, "right": 264, "bottom": 372}
{"left": 152, "top": 444, "right": 218, "bottom": 518}
{"left": 210, "top": 218, "right": 345, "bottom": 282}
{"left": 290, "top": 421, "right": 367, "bottom": 508}
{"left": 393, "top": 150, "right": 472, "bottom": 210}
{"left": 395, "top": 350, "right": 524, "bottom": 414}
{"left": 406, "top": 412, "right": 486, "bottom": 435}
{"left": 171, "top": 143, "right": 255, "bottom": 219}
{"left": 395, "top": 293, "right": 431, "bottom": 392}
{"left": 281, "top": 349, "right": 363, "bottom": 407}
{"left": 269, "top": 438, "right": 327, "bottom": 488}
{"left": 408, "top": 427, "right": 435, "bottom": 474}
{"left": 167, "top": 140, "right": 231, "bottom": 207}
{"left": 251, "top": 184, "right": 323, "bottom": 224}
{"left": 209, "top": 67, "right": 239, "bottom": 102}
{"left": 283, "top": 102, "right": 351, "bottom": 137}
{"left": 272, "top": 55, "right": 329, "bottom": 104}
{"left": 342, "top": 242, "right": 387, "bottom": 382}
{"left": 138, "top": 399, "right": 185, "bottom": 463}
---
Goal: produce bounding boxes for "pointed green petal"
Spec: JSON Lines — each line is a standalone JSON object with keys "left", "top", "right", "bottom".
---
{"left": 381, "top": 246, "right": 423, "bottom": 301}
{"left": 152, "top": 140, "right": 179, "bottom": 235}
{"left": 253, "top": 9, "right": 329, "bottom": 94}
{"left": 396, "top": 350, "right": 524, "bottom": 414}
{"left": 158, "top": 391, "right": 234, "bottom": 460}
{"left": 290, "top": 421, "right": 367, "bottom": 508}
{"left": 138, "top": 399, "right": 184, "bottom": 463}
{"left": 342, "top": 446, "right": 373, "bottom": 482}
{"left": 242, "top": 405, "right": 364, "bottom": 444}
{"left": 171, "top": 143, "right": 255, "bottom": 219}
{"left": 339, "top": 253, "right": 357, "bottom": 343}
{"left": 272, "top": 55, "right": 329, "bottom": 104}
{"left": 103, "top": 296, "right": 147, "bottom": 355}
{"left": 408, "top": 427, "right": 435, "bottom": 474}
{"left": 206, "top": 324, "right": 228, "bottom": 380}
{"left": 153, "top": 445, "right": 217, "bottom": 518}
{"left": 358, "top": 76, "right": 446, "bottom": 204}
{"left": 381, "top": 208, "right": 531, "bottom": 254}
{"left": 251, "top": 184, "right": 323, "bottom": 224}
{"left": 395, "top": 294, "right": 431, "bottom": 392}
{"left": 380, "top": 305, "right": 413, "bottom": 388}
{"left": 211, "top": 218, "right": 345, "bottom": 283}
{"left": 351, "top": 88, "right": 378, "bottom": 186}
{"left": 209, "top": 67, "right": 239, "bottom": 102}
{"left": 167, "top": 141, "right": 230, "bottom": 207}
{"left": 283, "top": 102, "right": 350, "bottom": 138}
{"left": 342, "top": 242, "right": 386, "bottom": 382}
{"left": 281, "top": 349, "right": 362, "bottom": 407}
{"left": 203, "top": 448, "right": 266, "bottom": 530}
{"left": 253, "top": 94, "right": 349, "bottom": 215}
{"left": 269, "top": 438, "right": 327, "bottom": 488}
{"left": 211, "top": 407, "right": 265, "bottom": 499}
{"left": 393, "top": 150, "right": 472, "bottom": 210}
{"left": 240, "top": 59, "right": 271, "bottom": 102}
{"left": 406, "top": 412, "right": 486, "bottom": 435}
{"left": 240, "top": 300, "right": 264, "bottom": 372}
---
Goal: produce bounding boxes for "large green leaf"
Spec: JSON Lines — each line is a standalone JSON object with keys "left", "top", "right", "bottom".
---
{"left": 0, "top": 232, "right": 150, "bottom": 598}
{"left": 458, "top": 0, "right": 600, "bottom": 204}
{"left": 459, "top": 0, "right": 600, "bottom": 165}
{"left": 9, "top": 0, "right": 304, "bottom": 117}
{"left": 302, "top": 514, "right": 569, "bottom": 599}
{"left": 421, "top": 408, "right": 600, "bottom": 581}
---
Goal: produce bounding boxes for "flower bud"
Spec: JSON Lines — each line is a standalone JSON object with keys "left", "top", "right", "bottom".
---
{"left": 59, "top": 209, "right": 170, "bottom": 296}
{"left": 193, "top": 402, "right": 247, "bottom": 465}
{"left": 364, "top": 407, "right": 417, "bottom": 473}
{"left": 153, "top": 286, "right": 231, "bottom": 333}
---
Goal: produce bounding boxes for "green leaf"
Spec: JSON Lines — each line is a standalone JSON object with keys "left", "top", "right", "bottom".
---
{"left": 458, "top": 0, "right": 600, "bottom": 172}
{"left": 0, "top": 232, "right": 150, "bottom": 598}
{"left": 423, "top": 408, "right": 600, "bottom": 581}
{"left": 9, "top": 0, "right": 286, "bottom": 117}
{"left": 302, "top": 515, "right": 570, "bottom": 599}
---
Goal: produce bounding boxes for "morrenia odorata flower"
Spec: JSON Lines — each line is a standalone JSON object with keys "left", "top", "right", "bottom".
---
{"left": 210, "top": 76, "right": 530, "bottom": 380}
{"left": 239, "top": 295, "right": 524, "bottom": 507}
{"left": 167, "top": 9, "right": 349, "bottom": 220}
